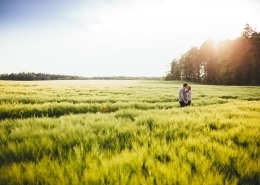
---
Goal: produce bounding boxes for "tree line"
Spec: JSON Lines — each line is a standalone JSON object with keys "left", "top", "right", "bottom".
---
{"left": 165, "top": 24, "right": 260, "bottom": 85}
{"left": 0, "top": 72, "right": 84, "bottom": 81}
{"left": 0, "top": 72, "right": 161, "bottom": 81}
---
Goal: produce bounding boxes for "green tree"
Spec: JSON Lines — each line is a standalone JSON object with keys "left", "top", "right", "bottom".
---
{"left": 199, "top": 39, "right": 218, "bottom": 84}
{"left": 249, "top": 31, "right": 260, "bottom": 85}
{"left": 167, "top": 24, "right": 260, "bottom": 85}
{"left": 241, "top": 23, "right": 255, "bottom": 39}
{"left": 187, "top": 47, "right": 200, "bottom": 82}
{"left": 217, "top": 39, "right": 237, "bottom": 84}
{"left": 170, "top": 59, "right": 181, "bottom": 80}
{"left": 234, "top": 24, "right": 258, "bottom": 85}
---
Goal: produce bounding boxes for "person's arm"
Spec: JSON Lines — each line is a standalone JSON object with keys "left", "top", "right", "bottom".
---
{"left": 181, "top": 93, "right": 185, "bottom": 101}
{"left": 186, "top": 94, "right": 190, "bottom": 101}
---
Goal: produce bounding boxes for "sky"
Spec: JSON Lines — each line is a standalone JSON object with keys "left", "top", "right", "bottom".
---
{"left": 1, "top": 0, "right": 260, "bottom": 77}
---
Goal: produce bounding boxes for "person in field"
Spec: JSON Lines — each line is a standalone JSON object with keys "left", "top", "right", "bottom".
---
{"left": 186, "top": 85, "right": 192, "bottom": 106}
{"left": 179, "top": 82, "right": 188, "bottom": 107}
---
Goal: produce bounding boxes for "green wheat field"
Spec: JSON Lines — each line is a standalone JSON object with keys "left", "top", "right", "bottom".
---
{"left": 0, "top": 80, "right": 259, "bottom": 185}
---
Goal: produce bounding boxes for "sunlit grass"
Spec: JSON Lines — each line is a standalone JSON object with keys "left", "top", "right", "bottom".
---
{"left": 0, "top": 80, "right": 260, "bottom": 184}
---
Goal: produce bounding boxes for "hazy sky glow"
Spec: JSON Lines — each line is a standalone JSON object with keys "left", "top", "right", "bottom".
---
{"left": 1, "top": 0, "right": 260, "bottom": 77}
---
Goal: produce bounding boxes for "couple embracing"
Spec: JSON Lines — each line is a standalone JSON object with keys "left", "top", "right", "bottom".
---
{"left": 179, "top": 82, "right": 192, "bottom": 107}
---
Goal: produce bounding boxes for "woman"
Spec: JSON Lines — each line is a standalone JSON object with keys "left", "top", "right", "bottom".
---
{"left": 186, "top": 85, "right": 192, "bottom": 106}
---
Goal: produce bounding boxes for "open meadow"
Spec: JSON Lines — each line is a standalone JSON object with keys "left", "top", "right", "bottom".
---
{"left": 0, "top": 80, "right": 259, "bottom": 185}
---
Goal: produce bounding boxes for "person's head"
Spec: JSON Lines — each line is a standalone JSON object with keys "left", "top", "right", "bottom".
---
{"left": 183, "top": 82, "right": 188, "bottom": 88}
{"left": 188, "top": 85, "right": 191, "bottom": 91}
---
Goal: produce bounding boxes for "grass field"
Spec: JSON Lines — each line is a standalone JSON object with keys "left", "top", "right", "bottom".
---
{"left": 0, "top": 80, "right": 260, "bottom": 185}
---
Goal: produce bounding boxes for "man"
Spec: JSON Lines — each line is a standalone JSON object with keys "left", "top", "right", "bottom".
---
{"left": 179, "top": 82, "right": 188, "bottom": 107}
{"left": 186, "top": 85, "right": 192, "bottom": 106}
